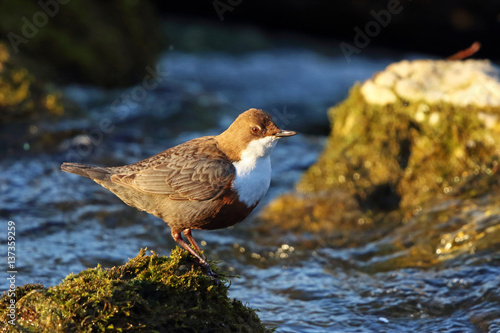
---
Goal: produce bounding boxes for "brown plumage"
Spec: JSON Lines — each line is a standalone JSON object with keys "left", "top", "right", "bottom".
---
{"left": 61, "top": 109, "right": 296, "bottom": 274}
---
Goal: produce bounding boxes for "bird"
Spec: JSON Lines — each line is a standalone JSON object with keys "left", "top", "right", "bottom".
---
{"left": 61, "top": 108, "right": 296, "bottom": 275}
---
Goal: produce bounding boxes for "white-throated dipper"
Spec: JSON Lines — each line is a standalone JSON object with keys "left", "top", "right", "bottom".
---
{"left": 61, "top": 109, "right": 296, "bottom": 274}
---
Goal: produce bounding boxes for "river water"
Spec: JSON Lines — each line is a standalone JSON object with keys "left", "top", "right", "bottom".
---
{"left": 1, "top": 47, "right": 499, "bottom": 332}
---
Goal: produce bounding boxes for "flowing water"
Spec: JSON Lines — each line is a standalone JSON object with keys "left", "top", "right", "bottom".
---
{"left": 1, "top": 48, "right": 499, "bottom": 332}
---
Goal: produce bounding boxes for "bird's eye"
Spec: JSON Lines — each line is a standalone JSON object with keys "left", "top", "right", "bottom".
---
{"left": 251, "top": 126, "right": 261, "bottom": 134}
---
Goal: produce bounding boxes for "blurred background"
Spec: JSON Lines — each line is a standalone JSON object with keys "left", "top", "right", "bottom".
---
{"left": 1, "top": 1, "right": 499, "bottom": 332}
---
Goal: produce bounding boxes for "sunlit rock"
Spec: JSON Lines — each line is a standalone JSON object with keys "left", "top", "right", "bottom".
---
{"left": 261, "top": 59, "right": 500, "bottom": 249}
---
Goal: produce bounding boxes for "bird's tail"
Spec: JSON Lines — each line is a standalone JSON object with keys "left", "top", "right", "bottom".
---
{"left": 61, "top": 162, "right": 111, "bottom": 181}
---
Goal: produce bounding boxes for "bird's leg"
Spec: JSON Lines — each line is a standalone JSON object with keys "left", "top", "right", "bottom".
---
{"left": 171, "top": 229, "right": 218, "bottom": 282}
{"left": 183, "top": 228, "right": 205, "bottom": 260}
{"left": 171, "top": 229, "right": 208, "bottom": 266}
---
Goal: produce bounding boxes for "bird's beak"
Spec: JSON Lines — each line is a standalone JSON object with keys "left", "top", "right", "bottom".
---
{"left": 274, "top": 129, "right": 297, "bottom": 137}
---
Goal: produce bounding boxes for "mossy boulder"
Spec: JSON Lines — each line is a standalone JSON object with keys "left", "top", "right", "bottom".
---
{"left": 0, "top": 41, "right": 70, "bottom": 120}
{"left": 261, "top": 59, "right": 500, "bottom": 242}
{"left": 0, "top": 248, "right": 272, "bottom": 332}
{"left": 0, "top": 41, "right": 79, "bottom": 154}
{"left": 0, "top": 0, "right": 163, "bottom": 87}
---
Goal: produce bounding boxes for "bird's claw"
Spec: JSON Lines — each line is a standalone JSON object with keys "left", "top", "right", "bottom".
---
{"left": 200, "top": 261, "right": 219, "bottom": 285}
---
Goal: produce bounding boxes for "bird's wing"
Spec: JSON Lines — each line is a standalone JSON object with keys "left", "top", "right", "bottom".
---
{"left": 110, "top": 138, "right": 236, "bottom": 201}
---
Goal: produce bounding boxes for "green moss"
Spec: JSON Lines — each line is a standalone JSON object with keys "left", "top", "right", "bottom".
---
{"left": 352, "top": 190, "right": 500, "bottom": 272}
{"left": 261, "top": 82, "right": 500, "bottom": 240}
{"left": 258, "top": 190, "right": 404, "bottom": 248}
{"left": 300, "top": 85, "right": 500, "bottom": 208}
{"left": 0, "top": 249, "right": 272, "bottom": 332}
{"left": 0, "top": 42, "right": 68, "bottom": 124}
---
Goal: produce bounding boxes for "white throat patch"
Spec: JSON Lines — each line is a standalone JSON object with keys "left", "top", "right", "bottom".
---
{"left": 232, "top": 136, "right": 278, "bottom": 206}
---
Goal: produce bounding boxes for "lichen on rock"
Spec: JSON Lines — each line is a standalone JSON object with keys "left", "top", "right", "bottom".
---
{"left": 0, "top": 248, "right": 272, "bottom": 332}
{"left": 261, "top": 59, "right": 500, "bottom": 247}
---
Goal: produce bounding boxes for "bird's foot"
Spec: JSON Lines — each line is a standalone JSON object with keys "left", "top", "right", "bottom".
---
{"left": 204, "top": 265, "right": 220, "bottom": 285}
{"left": 198, "top": 259, "right": 219, "bottom": 285}
{"left": 171, "top": 230, "right": 219, "bottom": 283}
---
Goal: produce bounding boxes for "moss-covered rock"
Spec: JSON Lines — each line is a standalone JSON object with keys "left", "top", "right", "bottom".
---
{"left": 261, "top": 59, "right": 500, "bottom": 242}
{"left": 0, "top": 41, "right": 80, "bottom": 154}
{"left": 0, "top": 0, "right": 163, "bottom": 87}
{"left": 0, "top": 42, "right": 67, "bottom": 123}
{"left": 378, "top": 193, "right": 500, "bottom": 270}
{"left": 0, "top": 248, "right": 272, "bottom": 332}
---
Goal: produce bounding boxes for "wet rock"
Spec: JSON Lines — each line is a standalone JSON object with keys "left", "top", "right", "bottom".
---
{"left": 261, "top": 59, "right": 500, "bottom": 246}
{"left": 351, "top": 192, "right": 500, "bottom": 271}
{"left": 0, "top": 0, "right": 163, "bottom": 87}
{"left": 260, "top": 190, "right": 379, "bottom": 248}
{"left": 0, "top": 248, "right": 272, "bottom": 332}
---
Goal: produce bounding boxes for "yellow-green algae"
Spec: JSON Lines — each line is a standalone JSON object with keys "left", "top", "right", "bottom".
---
{"left": 261, "top": 79, "right": 500, "bottom": 246}
{"left": 301, "top": 85, "right": 500, "bottom": 208}
{"left": 353, "top": 190, "right": 500, "bottom": 272}
{"left": 0, "top": 248, "right": 273, "bottom": 333}
{"left": 0, "top": 42, "right": 66, "bottom": 123}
